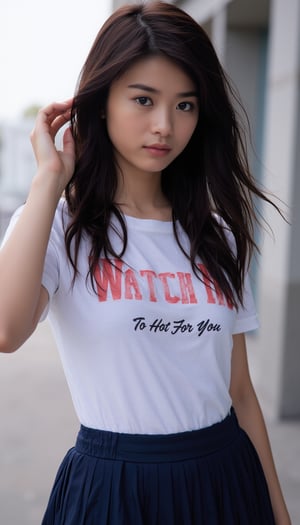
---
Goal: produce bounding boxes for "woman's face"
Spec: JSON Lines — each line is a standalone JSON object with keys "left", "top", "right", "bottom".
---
{"left": 106, "top": 55, "right": 199, "bottom": 179}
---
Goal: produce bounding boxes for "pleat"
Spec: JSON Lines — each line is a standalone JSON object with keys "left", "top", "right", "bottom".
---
{"left": 41, "top": 414, "right": 275, "bottom": 525}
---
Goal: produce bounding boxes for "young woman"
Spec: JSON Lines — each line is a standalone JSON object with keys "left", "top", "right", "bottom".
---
{"left": 0, "top": 2, "right": 291, "bottom": 524}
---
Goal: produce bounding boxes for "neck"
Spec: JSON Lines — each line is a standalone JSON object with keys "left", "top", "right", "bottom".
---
{"left": 114, "top": 170, "right": 171, "bottom": 220}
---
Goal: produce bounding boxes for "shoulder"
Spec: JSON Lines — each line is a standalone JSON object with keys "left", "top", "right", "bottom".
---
{"left": 47, "top": 198, "right": 71, "bottom": 238}
{"left": 53, "top": 197, "right": 70, "bottom": 227}
{"left": 44, "top": 198, "right": 74, "bottom": 257}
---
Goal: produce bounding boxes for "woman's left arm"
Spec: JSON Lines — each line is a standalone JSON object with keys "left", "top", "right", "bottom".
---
{"left": 230, "top": 333, "right": 291, "bottom": 525}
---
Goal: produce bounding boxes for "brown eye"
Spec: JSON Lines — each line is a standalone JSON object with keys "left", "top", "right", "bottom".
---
{"left": 135, "top": 96, "right": 152, "bottom": 106}
{"left": 177, "top": 101, "right": 193, "bottom": 111}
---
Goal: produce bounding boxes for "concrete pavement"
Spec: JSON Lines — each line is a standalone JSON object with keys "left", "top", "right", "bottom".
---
{"left": 0, "top": 322, "right": 299, "bottom": 524}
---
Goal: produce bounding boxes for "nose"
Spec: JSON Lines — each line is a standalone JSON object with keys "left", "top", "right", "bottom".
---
{"left": 151, "top": 107, "right": 173, "bottom": 137}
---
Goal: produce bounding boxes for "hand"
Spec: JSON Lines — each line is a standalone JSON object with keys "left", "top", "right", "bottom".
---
{"left": 30, "top": 100, "right": 76, "bottom": 194}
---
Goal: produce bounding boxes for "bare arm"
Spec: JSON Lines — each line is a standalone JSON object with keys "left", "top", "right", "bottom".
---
{"left": 0, "top": 101, "right": 75, "bottom": 353}
{"left": 230, "top": 333, "right": 291, "bottom": 525}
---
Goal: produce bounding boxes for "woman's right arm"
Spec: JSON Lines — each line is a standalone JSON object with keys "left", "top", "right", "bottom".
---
{"left": 0, "top": 101, "right": 75, "bottom": 353}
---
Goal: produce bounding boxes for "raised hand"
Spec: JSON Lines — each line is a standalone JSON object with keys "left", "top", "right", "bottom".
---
{"left": 30, "top": 100, "right": 76, "bottom": 196}
{"left": 0, "top": 100, "right": 78, "bottom": 352}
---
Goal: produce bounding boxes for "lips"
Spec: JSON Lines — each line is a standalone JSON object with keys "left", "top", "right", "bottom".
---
{"left": 143, "top": 143, "right": 172, "bottom": 158}
{"left": 145, "top": 143, "right": 171, "bottom": 151}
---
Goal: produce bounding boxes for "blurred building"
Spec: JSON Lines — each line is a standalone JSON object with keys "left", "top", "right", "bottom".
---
{"left": 113, "top": 0, "right": 300, "bottom": 420}
{"left": 0, "top": 119, "right": 36, "bottom": 238}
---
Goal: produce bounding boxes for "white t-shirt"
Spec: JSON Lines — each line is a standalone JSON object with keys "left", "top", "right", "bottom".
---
{"left": 3, "top": 200, "right": 258, "bottom": 434}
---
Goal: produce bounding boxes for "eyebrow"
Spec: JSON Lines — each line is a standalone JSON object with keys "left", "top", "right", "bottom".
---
{"left": 127, "top": 83, "right": 198, "bottom": 97}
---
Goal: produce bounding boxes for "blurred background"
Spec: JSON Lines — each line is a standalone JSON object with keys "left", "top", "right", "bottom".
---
{"left": 0, "top": 0, "right": 300, "bottom": 523}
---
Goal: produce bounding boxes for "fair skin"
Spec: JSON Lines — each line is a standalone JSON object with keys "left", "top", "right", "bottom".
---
{"left": 0, "top": 56, "right": 290, "bottom": 523}
{"left": 106, "top": 55, "right": 199, "bottom": 220}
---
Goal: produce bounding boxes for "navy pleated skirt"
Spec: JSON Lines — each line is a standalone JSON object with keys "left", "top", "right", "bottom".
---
{"left": 41, "top": 409, "right": 275, "bottom": 524}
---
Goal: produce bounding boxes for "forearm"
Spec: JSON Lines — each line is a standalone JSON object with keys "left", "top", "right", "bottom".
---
{"left": 234, "top": 390, "right": 291, "bottom": 525}
{"left": 0, "top": 101, "right": 74, "bottom": 353}
{"left": 0, "top": 175, "right": 61, "bottom": 352}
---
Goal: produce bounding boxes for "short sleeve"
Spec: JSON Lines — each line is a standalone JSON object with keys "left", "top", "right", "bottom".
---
{"left": 232, "top": 272, "right": 259, "bottom": 334}
{"left": 1, "top": 204, "right": 62, "bottom": 319}
{"left": 216, "top": 216, "right": 259, "bottom": 335}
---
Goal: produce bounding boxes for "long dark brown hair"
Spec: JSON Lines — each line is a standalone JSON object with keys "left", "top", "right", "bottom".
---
{"left": 65, "top": 1, "right": 277, "bottom": 308}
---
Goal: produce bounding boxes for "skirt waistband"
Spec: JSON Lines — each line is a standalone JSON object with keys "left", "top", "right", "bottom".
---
{"left": 75, "top": 409, "right": 240, "bottom": 462}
